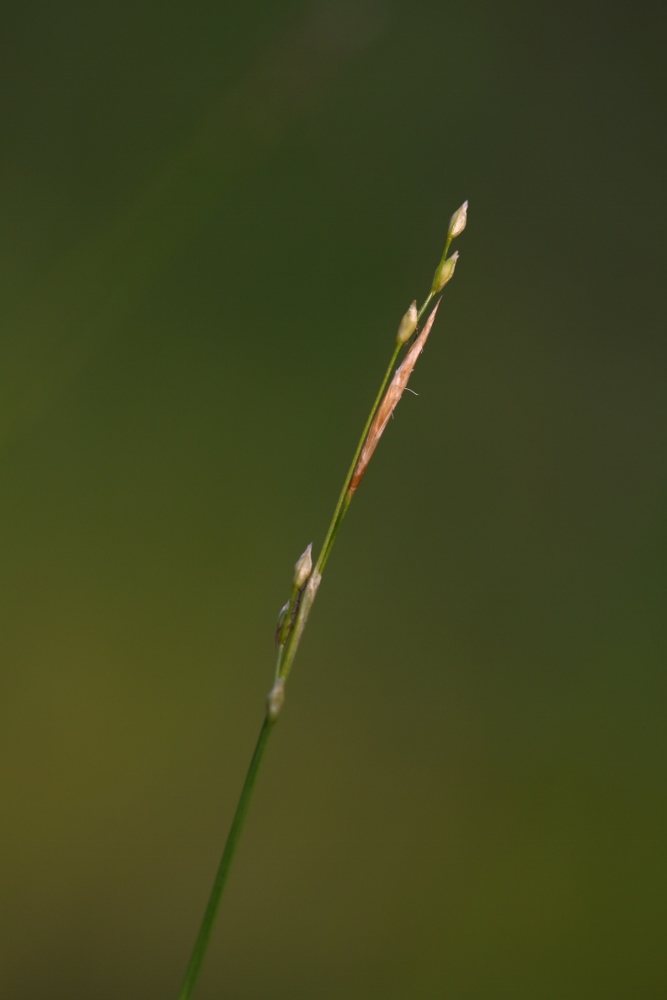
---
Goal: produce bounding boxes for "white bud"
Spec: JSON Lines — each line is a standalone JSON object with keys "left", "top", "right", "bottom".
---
{"left": 293, "top": 543, "right": 313, "bottom": 589}
{"left": 267, "top": 678, "right": 285, "bottom": 721}
{"left": 396, "top": 301, "right": 418, "bottom": 345}
{"left": 431, "top": 251, "right": 459, "bottom": 294}
{"left": 447, "top": 200, "right": 468, "bottom": 240}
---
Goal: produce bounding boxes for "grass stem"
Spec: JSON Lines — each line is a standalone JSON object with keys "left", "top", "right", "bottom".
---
{"left": 177, "top": 717, "right": 275, "bottom": 1000}
{"left": 176, "top": 210, "right": 465, "bottom": 997}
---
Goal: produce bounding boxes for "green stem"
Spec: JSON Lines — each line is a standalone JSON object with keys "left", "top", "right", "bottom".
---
{"left": 176, "top": 288, "right": 440, "bottom": 998}
{"left": 177, "top": 716, "right": 275, "bottom": 1000}
{"left": 435, "top": 236, "right": 452, "bottom": 274}
{"left": 276, "top": 292, "right": 437, "bottom": 685}
{"left": 418, "top": 290, "right": 435, "bottom": 322}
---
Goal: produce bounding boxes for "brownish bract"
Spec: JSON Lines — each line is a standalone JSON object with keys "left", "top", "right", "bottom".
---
{"left": 348, "top": 299, "right": 441, "bottom": 496}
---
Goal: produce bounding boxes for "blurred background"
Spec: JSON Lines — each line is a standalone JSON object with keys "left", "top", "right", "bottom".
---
{"left": 1, "top": 1, "right": 666, "bottom": 997}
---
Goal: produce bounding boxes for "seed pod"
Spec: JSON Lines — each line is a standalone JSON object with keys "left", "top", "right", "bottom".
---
{"left": 293, "top": 543, "right": 313, "bottom": 589}
{"left": 448, "top": 200, "right": 468, "bottom": 240}
{"left": 396, "top": 301, "right": 418, "bottom": 346}
{"left": 431, "top": 251, "right": 459, "bottom": 294}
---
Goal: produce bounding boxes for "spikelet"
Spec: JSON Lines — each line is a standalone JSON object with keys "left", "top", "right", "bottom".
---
{"left": 347, "top": 300, "right": 441, "bottom": 496}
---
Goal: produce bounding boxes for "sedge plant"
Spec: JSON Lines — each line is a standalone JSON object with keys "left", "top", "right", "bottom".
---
{"left": 177, "top": 200, "right": 468, "bottom": 999}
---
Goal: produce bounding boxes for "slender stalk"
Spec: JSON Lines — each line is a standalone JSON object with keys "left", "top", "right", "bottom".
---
{"left": 176, "top": 326, "right": 412, "bottom": 1000}
{"left": 177, "top": 297, "right": 431, "bottom": 1000}
{"left": 176, "top": 207, "right": 465, "bottom": 998}
{"left": 277, "top": 291, "right": 441, "bottom": 686}
{"left": 177, "top": 717, "right": 275, "bottom": 1000}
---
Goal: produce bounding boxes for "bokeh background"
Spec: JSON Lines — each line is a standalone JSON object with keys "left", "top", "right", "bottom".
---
{"left": 1, "top": 1, "right": 666, "bottom": 997}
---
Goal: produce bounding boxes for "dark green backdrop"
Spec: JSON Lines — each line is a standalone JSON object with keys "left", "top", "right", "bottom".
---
{"left": 1, "top": 2, "right": 666, "bottom": 997}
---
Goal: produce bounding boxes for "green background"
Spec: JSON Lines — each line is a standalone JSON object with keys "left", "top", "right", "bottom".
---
{"left": 1, "top": 2, "right": 666, "bottom": 997}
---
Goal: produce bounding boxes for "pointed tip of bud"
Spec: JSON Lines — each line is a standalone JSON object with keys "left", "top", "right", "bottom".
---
{"left": 431, "top": 250, "right": 459, "bottom": 294}
{"left": 448, "top": 200, "right": 468, "bottom": 240}
{"left": 293, "top": 543, "right": 313, "bottom": 589}
{"left": 396, "top": 300, "right": 418, "bottom": 345}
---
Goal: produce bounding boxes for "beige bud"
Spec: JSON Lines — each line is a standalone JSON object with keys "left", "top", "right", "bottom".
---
{"left": 448, "top": 200, "right": 468, "bottom": 240}
{"left": 293, "top": 543, "right": 313, "bottom": 589}
{"left": 267, "top": 678, "right": 285, "bottom": 721}
{"left": 431, "top": 251, "right": 459, "bottom": 294}
{"left": 396, "top": 301, "right": 418, "bottom": 345}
